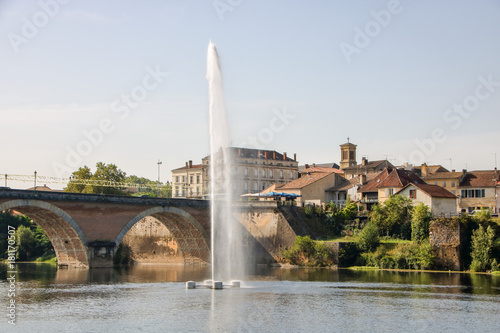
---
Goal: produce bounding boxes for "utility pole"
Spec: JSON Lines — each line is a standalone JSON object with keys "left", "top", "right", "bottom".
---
{"left": 157, "top": 160, "right": 162, "bottom": 197}
{"left": 34, "top": 171, "right": 37, "bottom": 191}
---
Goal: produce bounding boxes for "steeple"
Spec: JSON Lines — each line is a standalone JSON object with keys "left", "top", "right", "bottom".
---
{"left": 339, "top": 138, "right": 357, "bottom": 169}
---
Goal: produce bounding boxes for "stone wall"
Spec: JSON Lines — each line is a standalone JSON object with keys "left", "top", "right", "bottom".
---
{"left": 430, "top": 218, "right": 461, "bottom": 270}
{"left": 121, "top": 216, "right": 184, "bottom": 264}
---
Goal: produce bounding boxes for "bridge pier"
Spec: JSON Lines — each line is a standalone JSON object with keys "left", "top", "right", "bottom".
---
{"left": 87, "top": 241, "right": 116, "bottom": 268}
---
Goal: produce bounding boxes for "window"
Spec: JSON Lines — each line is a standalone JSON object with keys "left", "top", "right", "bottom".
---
{"left": 280, "top": 170, "right": 284, "bottom": 179}
{"left": 270, "top": 170, "right": 273, "bottom": 178}
{"left": 182, "top": 176, "right": 185, "bottom": 183}
{"left": 434, "top": 182, "right": 438, "bottom": 185}
{"left": 262, "top": 183, "right": 266, "bottom": 190}
{"left": 290, "top": 171, "right": 293, "bottom": 179}
{"left": 461, "top": 189, "right": 486, "bottom": 198}
{"left": 451, "top": 190, "right": 455, "bottom": 195}
{"left": 244, "top": 182, "right": 248, "bottom": 192}
{"left": 254, "top": 169, "right": 258, "bottom": 177}
{"left": 409, "top": 189, "right": 416, "bottom": 199}
{"left": 190, "top": 175, "right": 193, "bottom": 184}
{"left": 254, "top": 182, "right": 258, "bottom": 191}
{"left": 196, "top": 175, "right": 200, "bottom": 184}
{"left": 451, "top": 181, "right": 456, "bottom": 187}
{"left": 196, "top": 187, "right": 200, "bottom": 194}
{"left": 175, "top": 176, "right": 179, "bottom": 183}
{"left": 182, "top": 189, "right": 185, "bottom": 196}
{"left": 175, "top": 187, "right": 179, "bottom": 197}
{"left": 262, "top": 169, "right": 266, "bottom": 177}
{"left": 389, "top": 188, "right": 395, "bottom": 196}
{"left": 443, "top": 181, "right": 446, "bottom": 187}
{"left": 244, "top": 168, "right": 248, "bottom": 177}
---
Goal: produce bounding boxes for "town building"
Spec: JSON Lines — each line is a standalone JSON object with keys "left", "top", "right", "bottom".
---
{"left": 457, "top": 169, "right": 499, "bottom": 214}
{"left": 273, "top": 167, "right": 344, "bottom": 206}
{"left": 421, "top": 170, "right": 466, "bottom": 196}
{"left": 199, "top": 147, "right": 299, "bottom": 198}
{"left": 171, "top": 161, "right": 203, "bottom": 199}
{"left": 342, "top": 157, "right": 394, "bottom": 180}
{"left": 339, "top": 140, "right": 357, "bottom": 170}
{"left": 396, "top": 183, "right": 458, "bottom": 216}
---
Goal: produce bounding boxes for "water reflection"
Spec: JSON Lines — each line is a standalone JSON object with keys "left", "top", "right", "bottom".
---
{"left": 1, "top": 264, "right": 499, "bottom": 332}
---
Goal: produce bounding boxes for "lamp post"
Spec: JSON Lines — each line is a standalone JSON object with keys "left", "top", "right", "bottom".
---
{"left": 157, "top": 160, "right": 162, "bottom": 197}
{"left": 34, "top": 171, "right": 37, "bottom": 191}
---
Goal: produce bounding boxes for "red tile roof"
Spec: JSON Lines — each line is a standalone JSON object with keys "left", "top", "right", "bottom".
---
{"left": 279, "top": 172, "right": 334, "bottom": 190}
{"left": 377, "top": 169, "right": 425, "bottom": 188}
{"left": 422, "top": 172, "right": 464, "bottom": 180}
{"left": 460, "top": 170, "right": 499, "bottom": 187}
{"left": 358, "top": 168, "right": 392, "bottom": 193}
{"left": 397, "top": 183, "right": 457, "bottom": 199}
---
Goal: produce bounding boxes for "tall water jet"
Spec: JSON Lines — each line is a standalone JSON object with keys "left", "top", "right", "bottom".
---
{"left": 206, "top": 41, "right": 244, "bottom": 283}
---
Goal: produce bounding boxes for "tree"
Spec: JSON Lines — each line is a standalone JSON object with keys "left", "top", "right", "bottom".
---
{"left": 16, "top": 225, "right": 37, "bottom": 261}
{"left": 370, "top": 195, "right": 413, "bottom": 238}
{"left": 65, "top": 162, "right": 128, "bottom": 195}
{"left": 357, "top": 221, "right": 380, "bottom": 252}
{"left": 470, "top": 224, "right": 495, "bottom": 272}
{"left": 411, "top": 203, "right": 432, "bottom": 242}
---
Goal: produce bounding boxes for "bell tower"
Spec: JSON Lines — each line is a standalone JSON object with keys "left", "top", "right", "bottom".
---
{"left": 339, "top": 137, "right": 357, "bottom": 169}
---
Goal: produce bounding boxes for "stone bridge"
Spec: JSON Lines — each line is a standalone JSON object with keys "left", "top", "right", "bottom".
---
{"left": 0, "top": 189, "right": 307, "bottom": 268}
{"left": 0, "top": 189, "right": 211, "bottom": 268}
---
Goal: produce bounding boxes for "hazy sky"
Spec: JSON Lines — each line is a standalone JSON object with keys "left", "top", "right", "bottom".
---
{"left": 1, "top": 0, "right": 499, "bottom": 188}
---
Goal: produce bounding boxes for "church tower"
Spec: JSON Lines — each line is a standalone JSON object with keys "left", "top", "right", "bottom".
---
{"left": 339, "top": 138, "right": 357, "bottom": 169}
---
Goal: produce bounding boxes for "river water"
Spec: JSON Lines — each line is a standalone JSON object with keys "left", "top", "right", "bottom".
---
{"left": 1, "top": 264, "right": 499, "bottom": 332}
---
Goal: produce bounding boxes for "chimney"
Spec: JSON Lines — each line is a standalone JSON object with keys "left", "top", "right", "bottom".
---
{"left": 283, "top": 152, "right": 287, "bottom": 160}
{"left": 185, "top": 162, "right": 188, "bottom": 168}
{"left": 294, "top": 153, "right": 296, "bottom": 161}
{"left": 361, "top": 157, "right": 367, "bottom": 166}
{"left": 360, "top": 174, "right": 367, "bottom": 185}
{"left": 273, "top": 151, "right": 276, "bottom": 159}
{"left": 265, "top": 151, "right": 269, "bottom": 159}
{"left": 305, "top": 164, "right": 309, "bottom": 169}
{"left": 312, "top": 163, "right": 316, "bottom": 167}
{"left": 452, "top": 169, "right": 455, "bottom": 173}
{"left": 258, "top": 150, "right": 261, "bottom": 158}
{"left": 238, "top": 148, "right": 241, "bottom": 156}
{"left": 189, "top": 160, "right": 192, "bottom": 168}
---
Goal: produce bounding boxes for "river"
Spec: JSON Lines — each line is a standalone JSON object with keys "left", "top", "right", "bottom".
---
{"left": 1, "top": 263, "right": 499, "bottom": 332}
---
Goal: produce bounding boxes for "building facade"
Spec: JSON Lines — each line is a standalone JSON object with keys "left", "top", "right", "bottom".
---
{"left": 171, "top": 161, "right": 203, "bottom": 199}
{"left": 197, "top": 147, "right": 299, "bottom": 198}
{"left": 458, "top": 170, "right": 499, "bottom": 213}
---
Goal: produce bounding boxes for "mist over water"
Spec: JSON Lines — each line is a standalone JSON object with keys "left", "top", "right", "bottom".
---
{"left": 206, "top": 41, "right": 244, "bottom": 282}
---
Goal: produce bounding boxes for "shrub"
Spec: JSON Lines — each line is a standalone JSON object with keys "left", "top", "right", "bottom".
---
{"left": 360, "top": 241, "right": 434, "bottom": 270}
{"left": 411, "top": 203, "right": 431, "bottom": 242}
{"left": 470, "top": 225, "right": 495, "bottom": 272}
{"left": 282, "top": 236, "right": 335, "bottom": 267}
{"left": 305, "top": 205, "right": 314, "bottom": 218}
{"left": 357, "top": 222, "right": 380, "bottom": 252}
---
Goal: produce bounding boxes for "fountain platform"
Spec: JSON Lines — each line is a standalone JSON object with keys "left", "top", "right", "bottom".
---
{"left": 186, "top": 280, "right": 241, "bottom": 290}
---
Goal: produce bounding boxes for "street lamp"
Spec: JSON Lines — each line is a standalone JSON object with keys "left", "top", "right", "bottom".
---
{"left": 157, "top": 160, "right": 162, "bottom": 197}
{"left": 34, "top": 170, "right": 37, "bottom": 191}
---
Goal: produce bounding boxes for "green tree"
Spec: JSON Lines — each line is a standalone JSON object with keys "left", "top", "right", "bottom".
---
{"left": 65, "top": 162, "right": 128, "bottom": 195}
{"left": 357, "top": 221, "right": 380, "bottom": 252}
{"left": 16, "top": 225, "right": 37, "bottom": 261}
{"left": 470, "top": 224, "right": 495, "bottom": 272}
{"left": 411, "top": 203, "right": 432, "bottom": 242}
{"left": 370, "top": 195, "right": 413, "bottom": 239}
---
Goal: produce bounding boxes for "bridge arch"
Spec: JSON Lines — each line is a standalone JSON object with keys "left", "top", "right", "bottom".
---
{"left": 0, "top": 199, "right": 89, "bottom": 268}
{"left": 116, "top": 206, "right": 210, "bottom": 263}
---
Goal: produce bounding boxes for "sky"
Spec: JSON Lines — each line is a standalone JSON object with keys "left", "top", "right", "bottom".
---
{"left": 1, "top": 0, "right": 499, "bottom": 189}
